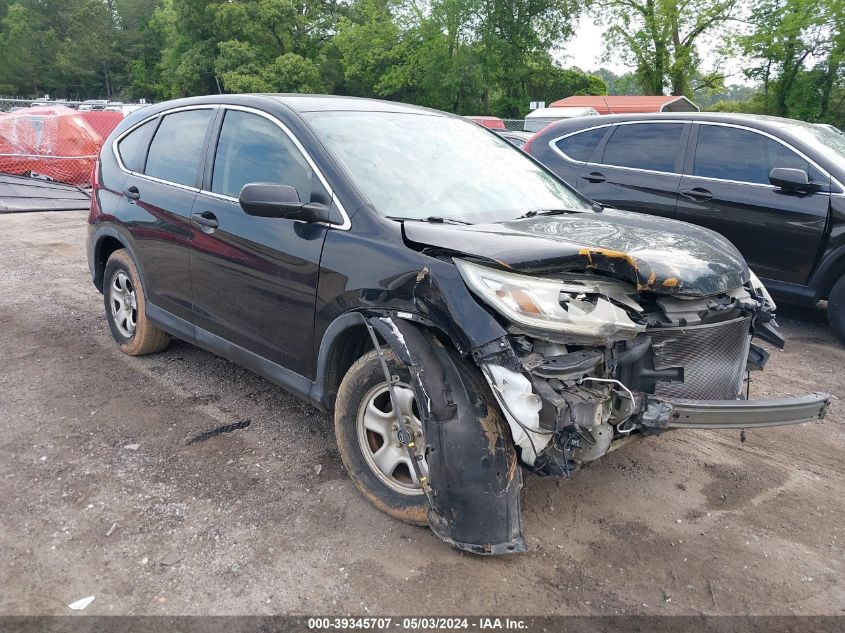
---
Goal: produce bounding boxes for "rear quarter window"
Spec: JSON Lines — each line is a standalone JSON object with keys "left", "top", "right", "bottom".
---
{"left": 555, "top": 127, "right": 607, "bottom": 162}
{"left": 116, "top": 119, "right": 155, "bottom": 173}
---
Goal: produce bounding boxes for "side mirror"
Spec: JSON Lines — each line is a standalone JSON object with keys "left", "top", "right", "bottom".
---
{"left": 769, "top": 167, "right": 811, "bottom": 192}
{"left": 238, "top": 183, "right": 332, "bottom": 223}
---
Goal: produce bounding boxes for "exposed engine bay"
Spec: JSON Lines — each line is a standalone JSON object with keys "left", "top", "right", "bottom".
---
{"left": 472, "top": 267, "right": 786, "bottom": 474}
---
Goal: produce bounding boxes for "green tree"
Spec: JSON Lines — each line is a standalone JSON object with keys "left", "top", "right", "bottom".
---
{"left": 599, "top": 0, "right": 736, "bottom": 95}
{"left": 739, "top": 0, "right": 844, "bottom": 121}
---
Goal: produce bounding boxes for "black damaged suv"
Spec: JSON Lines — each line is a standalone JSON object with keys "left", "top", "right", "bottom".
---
{"left": 88, "top": 95, "right": 830, "bottom": 555}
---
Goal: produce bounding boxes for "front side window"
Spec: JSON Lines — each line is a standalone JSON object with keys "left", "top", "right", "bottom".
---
{"left": 600, "top": 123, "right": 685, "bottom": 173}
{"left": 117, "top": 119, "right": 155, "bottom": 172}
{"left": 145, "top": 109, "right": 213, "bottom": 187}
{"left": 693, "top": 125, "right": 823, "bottom": 185}
{"left": 211, "top": 110, "right": 313, "bottom": 200}
{"left": 556, "top": 127, "right": 607, "bottom": 162}
{"left": 304, "top": 111, "right": 591, "bottom": 223}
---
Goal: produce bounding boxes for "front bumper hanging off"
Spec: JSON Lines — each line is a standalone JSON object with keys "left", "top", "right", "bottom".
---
{"left": 646, "top": 393, "right": 831, "bottom": 430}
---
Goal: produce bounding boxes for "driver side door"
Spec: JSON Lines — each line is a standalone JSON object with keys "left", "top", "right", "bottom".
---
{"left": 189, "top": 107, "right": 330, "bottom": 377}
{"left": 675, "top": 123, "right": 830, "bottom": 285}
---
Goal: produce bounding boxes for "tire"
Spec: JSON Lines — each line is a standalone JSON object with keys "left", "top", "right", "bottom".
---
{"left": 335, "top": 348, "right": 429, "bottom": 526}
{"left": 103, "top": 249, "right": 170, "bottom": 356}
{"left": 828, "top": 275, "right": 845, "bottom": 346}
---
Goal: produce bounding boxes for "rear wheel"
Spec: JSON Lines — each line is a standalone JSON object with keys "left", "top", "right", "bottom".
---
{"left": 828, "top": 275, "right": 845, "bottom": 346}
{"left": 334, "top": 348, "right": 429, "bottom": 525}
{"left": 103, "top": 249, "right": 170, "bottom": 356}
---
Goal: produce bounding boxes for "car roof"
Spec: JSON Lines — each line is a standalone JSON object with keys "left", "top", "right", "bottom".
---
{"left": 263, "top": 94, "right": 450, "bottom": 116}
{"left": 541, "top": 111, "right": 815, "bottom": 133}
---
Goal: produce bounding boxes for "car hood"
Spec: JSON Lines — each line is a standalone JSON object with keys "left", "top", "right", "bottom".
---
{"left": 403, "top": 209, "right": 749, "bottom": 297}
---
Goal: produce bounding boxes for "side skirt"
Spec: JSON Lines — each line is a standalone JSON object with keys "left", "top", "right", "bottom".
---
{"left": 145, "top": 303, "right": 313, "bottom": 403}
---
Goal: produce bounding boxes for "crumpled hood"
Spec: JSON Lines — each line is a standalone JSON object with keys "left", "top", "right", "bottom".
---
{"left": 403, "top": 209, "right": 749, "bottom": 297}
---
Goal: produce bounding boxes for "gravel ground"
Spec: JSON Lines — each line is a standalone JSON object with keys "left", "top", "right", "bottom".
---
{"left": 1, "top": 210, "right": 843, "bottom": 616}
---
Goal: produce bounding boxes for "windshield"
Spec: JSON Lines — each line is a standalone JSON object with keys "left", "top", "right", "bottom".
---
{"left": 305, "top": 110, "right": 591, "bottom": 223}
{"left": 772, "top": 119, "right": 845, "bottom": 164}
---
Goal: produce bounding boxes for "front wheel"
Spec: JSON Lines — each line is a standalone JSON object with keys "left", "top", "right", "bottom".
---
{"left": 828, "top": 275, "right": 845, "bottom": 346}
{"left": 334, "top": 348, "right": 429, "bottom": 525}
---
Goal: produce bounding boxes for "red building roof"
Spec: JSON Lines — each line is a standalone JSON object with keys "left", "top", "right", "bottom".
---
{"left": 465, "top": 115, "right": 506, "bottom": 129}
{"left": 549, "top": 95, "right": 699, "bottom": 114}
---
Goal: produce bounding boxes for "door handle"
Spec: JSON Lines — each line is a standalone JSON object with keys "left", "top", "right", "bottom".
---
{"left": 681, "top": 187, "right": 713, "bottom": 201}
{"left": 581, "top": 172, "right": 606, "bottom": 183}
{"left": 191, "top": 211, "right": 219, "bottom": 229}
{"left": 123, "top": 186, "right": 140, "bottom": 201}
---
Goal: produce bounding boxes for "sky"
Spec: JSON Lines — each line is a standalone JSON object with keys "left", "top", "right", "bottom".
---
{"left": 563, "top": 19, "right": 626, "bottom": 74}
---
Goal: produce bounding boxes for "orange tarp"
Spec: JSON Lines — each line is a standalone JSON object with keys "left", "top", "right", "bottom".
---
{"left": 0, "top": 106, "right": 104, "bottom": 185}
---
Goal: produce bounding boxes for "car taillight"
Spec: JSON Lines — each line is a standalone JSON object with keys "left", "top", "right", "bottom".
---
{"left": 90, "top": 159, "right": 99, "bottom": 189}
{"left": 88, "top": 159, "right": 101, "bottom": 221}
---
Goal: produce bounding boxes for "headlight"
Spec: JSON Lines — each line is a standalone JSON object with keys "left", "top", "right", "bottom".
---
{"left": 455, "top": 259, "right": 645, "bottom": 340}
{"left": 748, "top": 270, "right": 776, "bottom": 311}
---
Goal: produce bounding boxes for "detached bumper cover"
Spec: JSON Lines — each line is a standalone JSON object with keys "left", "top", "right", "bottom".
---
{"left": 646, "top": 393, "right": 831, "bottom": 430}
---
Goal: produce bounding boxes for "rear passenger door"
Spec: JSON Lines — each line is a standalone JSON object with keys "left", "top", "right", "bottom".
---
{"left": 576, "top": 122, "right": 689, "bottom": 218}
{"left": 676, "top": 123, "right": 830, "bottom": 285}
{"left": 188, "top": 107, "right": 330, "bottom": 377}
{"left": 116, "top": 106, "right": 216, "bottom": 327}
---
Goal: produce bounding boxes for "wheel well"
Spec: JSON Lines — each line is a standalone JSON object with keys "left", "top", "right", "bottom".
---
{"left": 94, "top": 236, "right": 125, "bottom": 292}
{"left": 819, "top": 260, "right": 845, "bottom": 301}
{"left": 323, "top": 324, "right": 375, "bottom": 412}
{"left": 321, "top": 318, "right": 457, "bottom": 412}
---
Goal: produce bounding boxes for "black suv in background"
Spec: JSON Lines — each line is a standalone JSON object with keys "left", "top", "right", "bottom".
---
{"left": 526, "top": 113, "right": 845, "bottom": 344}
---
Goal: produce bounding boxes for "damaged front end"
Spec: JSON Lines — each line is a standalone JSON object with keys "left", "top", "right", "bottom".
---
{"left": 355, "top": 216, "right": 830, "bottom": 555}
{"left": 453, "top": 258, "right": 829, "bottom": 478}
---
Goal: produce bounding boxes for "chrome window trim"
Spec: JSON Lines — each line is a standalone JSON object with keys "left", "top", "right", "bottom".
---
{"left": 111, "top": 104, "right": 217, "bottom": 193}
{"left": 549, "top": 119, "right": 842, "bottom": 192}
{"left": 112, "top": 103, "right": 352, "bottom": 230}
{"left": 548, "top": 120, "right": 689, "bottom": 176}
{"left": 689, "top": 121, "right": 842, "bottom": 193}
{"left": 202, "top": 104, "right": 351, "bottom": 230}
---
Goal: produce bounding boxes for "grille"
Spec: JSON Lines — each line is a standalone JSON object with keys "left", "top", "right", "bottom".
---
{"left": 650, "top": 316, "right": 751, "bottom": 401}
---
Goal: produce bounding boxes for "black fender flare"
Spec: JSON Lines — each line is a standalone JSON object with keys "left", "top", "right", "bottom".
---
{"left": 808, "top": 243, "right": 845, "bottom": 300}
{"left": 90, "top": 225, "right": 142, "bottom": 292}
{"left": 367, "top": 314, "right": 526, "bottom": 555}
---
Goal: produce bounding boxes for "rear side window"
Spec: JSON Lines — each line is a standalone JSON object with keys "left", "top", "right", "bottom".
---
{"left": 145, "top": 109, "right": 213, "bottom": 187}
{"left": 555, "top": 127, "right": 607, "bottom": 162}
{"left": 601, "top": 123, "right": 685, "bottom": 173}
{"left": 693, "top": 125, "right": 822, "bottom": 185}
{"left": 211, "top": 110, "right": 313, "bottom": 200}
{"left": 116, "top": 119, "right": 155, "bottom": 172}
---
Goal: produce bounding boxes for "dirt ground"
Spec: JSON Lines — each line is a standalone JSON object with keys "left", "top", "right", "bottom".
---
{"left": 1, "top": 210, "right": 843, "bottom": 616}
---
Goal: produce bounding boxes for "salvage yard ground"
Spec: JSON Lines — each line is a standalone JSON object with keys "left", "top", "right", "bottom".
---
{"left": 1, "top": 210, "right": 843, "bottom": 615}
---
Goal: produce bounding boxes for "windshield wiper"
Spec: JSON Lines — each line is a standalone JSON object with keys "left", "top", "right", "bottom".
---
{"left": 387, "top": 216, "right": 473, "bottom": 225}
{"left": 515, "top": 204, "right": 604, "bottom": 220}
{"left": 514, "top": 208, "right": 576, "bottom": 220}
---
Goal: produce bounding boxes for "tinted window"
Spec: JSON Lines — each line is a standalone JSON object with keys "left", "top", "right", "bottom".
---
{"left": 145, "top": 109, "right": 213, "bottom": 187}
{"left": 212, "top": 110, "right": 313, "bottom": 200}
{"left": 694, "top": 125, "right": 822, "bottom": 184}
{"left": 117, "top": 119, "right": 154, "bottom": 172}
{"left": 556, "top": 127, "right": 607, "bottom": 162}
{"left": 601, "top": 123, "right": 685, "bottom": 172}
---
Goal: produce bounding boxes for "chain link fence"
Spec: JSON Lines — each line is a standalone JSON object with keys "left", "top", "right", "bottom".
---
{"left": 0, "top": 97, "right": 151, "bottom": 186}
{"left": 501, "top": 119, "right": 528, "bottom": 131}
